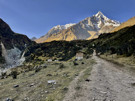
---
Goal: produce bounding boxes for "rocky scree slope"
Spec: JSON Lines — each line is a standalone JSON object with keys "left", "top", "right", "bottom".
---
{"left": 0, "top": 18, "right": 34, "bottom": 64}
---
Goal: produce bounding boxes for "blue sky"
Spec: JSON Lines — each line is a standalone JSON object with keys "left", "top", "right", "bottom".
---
{"left": 0, "top": 0, "right": 135, "bottom": 38}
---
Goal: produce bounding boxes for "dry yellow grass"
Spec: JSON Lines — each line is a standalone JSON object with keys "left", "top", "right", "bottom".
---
{"left": 112, "top": 17, "right": 135, "bottom": 32}
{"left": 44, "top": 31, "right": 77, "bottom": 42}
{"left": 0, "top": 58, "right": 95, "bottom": 101}
{"left": 87, "top": 31, "right": 98, "bottom": 40}
{"left": 100, "top": 54, "right": 135, "bottom": 71}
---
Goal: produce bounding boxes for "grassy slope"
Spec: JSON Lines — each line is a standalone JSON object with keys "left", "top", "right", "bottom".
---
{"left": 112, "top": 17, "right": 135, "bottom": 32}
{"left": 0, "top": 58, "right": 94, "bottom": 101}
{"left": 100, "top": 54, "right": 135, "bottom": 71}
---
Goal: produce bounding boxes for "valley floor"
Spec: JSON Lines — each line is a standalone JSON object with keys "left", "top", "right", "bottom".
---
{"left": 0, "top": 57, "right": 94, "bottom": 101}
{"left": 1, "top": 54, "right": 135, "bottom": 101}
{"left": 63, "top": 54, "right": 135, "bottom": 101}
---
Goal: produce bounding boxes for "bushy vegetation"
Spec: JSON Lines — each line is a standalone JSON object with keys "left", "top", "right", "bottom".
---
{"left": 1, "top": 21, "right": 134, "bottom": 64}
{"left": 11, "top": 71, "right": 18, "bottom": 79}
{"left": 24, "top": 25, "right": 135, "bottom": 63}
{"left": 92, "top": 25, "right": 135, "bottom": 56}
{"left": 25, "top": 40, "right": 93, "bottom": 62}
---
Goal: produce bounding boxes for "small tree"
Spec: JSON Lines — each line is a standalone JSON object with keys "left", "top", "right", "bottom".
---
{"left": 73, "top": 61, "right": 78, "bottom": 66}
{"left": 35, "top": 66, "right": 41, "bottom": 73}
{"left": 11, "top": 71, "right": 18, "bottom": 79}
{"left": 59, "top": 63, "right": 65, "bottom": 69}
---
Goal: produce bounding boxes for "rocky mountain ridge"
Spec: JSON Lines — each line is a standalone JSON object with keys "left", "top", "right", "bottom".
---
{"left": 36, "top": 11, "right": 120, "bottom": 43}
{"left": 35, "top": 23, "right": 75, "bottom": 43}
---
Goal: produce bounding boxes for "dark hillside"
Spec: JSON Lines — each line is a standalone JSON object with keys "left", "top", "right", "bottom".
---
{"left": 24, "top": 25, "right": 135, "bottom": 63}
{"left": 25, "top": 40, "right": 93, "bottom": 62}
{"left": 0, "top": 18, "right": 34, "bottom": 64}
{"left": 93, "top": 25, "right": 135, "bottom": 56}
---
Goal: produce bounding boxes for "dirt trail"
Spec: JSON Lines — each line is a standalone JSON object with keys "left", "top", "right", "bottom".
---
{"left": 63, "top": 65, "right": 90, "bottom": 101}
{"left": 63, "top": 54, "right": 135, "bottom": 101}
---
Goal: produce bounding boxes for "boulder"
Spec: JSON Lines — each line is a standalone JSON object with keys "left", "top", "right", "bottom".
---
{"left": 47, "top": 80, "right": 56, "bottom": 84}
{"left": 85, "top": 79, "right": 91, "bottom": 82}
{"left": 6, "top": 98, "right": 14, "bottom": 101}
{"left": 45, "top": 91, "right": 49, "bottom": 93}
{"left": 13, "top": 85, "right": 19, "bottom": 88}
{"left": 41, "top": 64, "right": 47, "bottom": 68}
{"left": 47, "top": 74, "right": 52, "bottom": 76}
{"left": 81, "top": 62, "right": 84, "bottom": 64}
{"left": 29, "top": 83, "right": 35, "bottom": 87}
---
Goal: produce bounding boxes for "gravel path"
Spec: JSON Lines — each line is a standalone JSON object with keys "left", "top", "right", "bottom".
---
{"left": 63, "top": 54, "right": 135, "bottom": 101}
{"left": 63, "top": 65, "right": 90, "bottom": 101}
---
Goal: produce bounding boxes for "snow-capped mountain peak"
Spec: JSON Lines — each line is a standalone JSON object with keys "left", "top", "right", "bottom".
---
{"left": 35, "top": 23, "right": 76, "bottom": 43}
{"left": 94, "top": 11, "right": 111, "bottom": 23}
{"left": 36, "top": 11, "right": 120, "bottom": 43}
{"left": 95, "top": 11, "right": 107, "bottom": 18}
{"left": 64, "top": 23, "right": 76, "bottom": 29}
{"left": 91, "top": 11, "right": 120, "bottom": 29}
{"left": 54, "top": 23, "right": 76, "bottom": 30}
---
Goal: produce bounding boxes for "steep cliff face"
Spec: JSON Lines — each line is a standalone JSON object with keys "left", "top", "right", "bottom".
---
{"left": 0, "top": 19, "right": 32, "bottom": 50}
{"left": 36, "top": 12, "right": 120, "bottom": 43}
{"left": 0, "top": 18, "right": 33, "bottom": 65}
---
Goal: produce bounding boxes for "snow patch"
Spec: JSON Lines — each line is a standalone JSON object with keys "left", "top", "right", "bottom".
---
{"left": 54, "top": 23, "right": 76, "bottom": 30}
{"left": 92, "top": 11, "right": 120, "bottom": 29}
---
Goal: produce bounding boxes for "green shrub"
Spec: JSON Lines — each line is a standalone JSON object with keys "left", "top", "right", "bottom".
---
{"left": 11, "top": 71, "right": 18, "bottom": 79}
{"left": 1, "top": 72, "right": 7, "bottom": 79}
{"left": 59, "top": 63, "right": 65, "bottom": 69}
{"left": 73, "top": 61, "right": 78, "bottom": 66}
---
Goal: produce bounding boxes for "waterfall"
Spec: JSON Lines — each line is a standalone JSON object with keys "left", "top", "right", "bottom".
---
{"left": 21, "top": 51, "right": 25, "bottom": 59}
{"left": 19, "top": 50, "right": 25, "bottom": 65}
{"left": 0, "top": 42, "right": 10, "bottom": 65}
{"left": 1, "top": 42, "right": 7, "bottom": 57}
